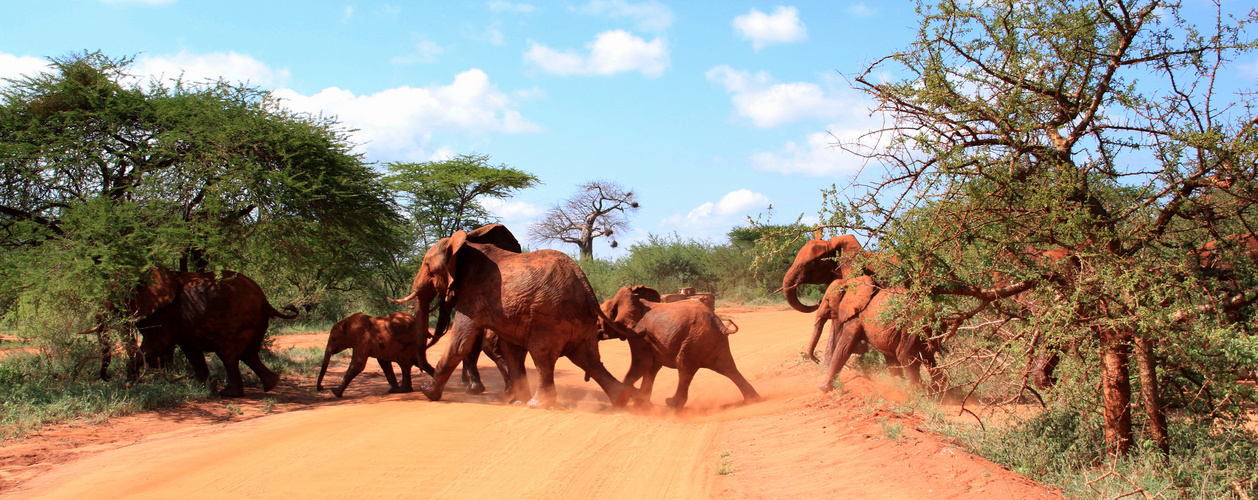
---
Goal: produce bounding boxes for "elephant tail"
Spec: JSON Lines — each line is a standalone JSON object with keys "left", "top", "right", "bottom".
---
{"left": 719, "top": 317, "right": 739, "bottom": 335}
{"left": 268, "top": 303, "right": 300, "bottom": 320}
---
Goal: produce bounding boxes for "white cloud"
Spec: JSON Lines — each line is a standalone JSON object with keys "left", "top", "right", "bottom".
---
{"left": 479, "top": 197, "right": 543, "bottom": 226}
{"left": 847, "top": 2, "right": 875, "bottom": 17}
{"left": 525, "top": 30, "right": 668, "bottom": 77}
{"left": 132, "top": 51, "right": 291, "bottom": 88}
{"left": 579, "top": 0, "right": 674, "bottom": 32}
{"left": 390, "top": 39, "right": 445, "bottom": 64}
{"left": 733, "top": 6, "right": 807, "bottom": 51}
{"left": 274, "top": 69, "right": 540, "bottom": 161}
{"left": 706, "top": 65, "right": 856, "bottom": 128}
{"left": 660, "top": 189, "right": 771, "bottom": 234}
{"left": 748, "top": 124, "right": 887, "bottom": 176}
{"left": 0, "top": 53, "right": 50, "bottom": 82}
{"left": 489, "top": 1, "right": 534, "bottom": 13}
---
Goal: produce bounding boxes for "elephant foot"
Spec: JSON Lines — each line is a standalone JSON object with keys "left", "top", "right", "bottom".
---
{"left": 526, "top": 396, "right": 556, "bottom": 409}
{"left": 742, "top": 394, "right": 764, "bottom": 405}
{"left": 817, "top": 381, "right": 834, "bottom": 393}
{"left": 664, "top": 396, "right": 685, "bottom": 409}
{"left": 261, "top": 372, "right": 280, "bottom": 392}
{"left": 219, "top": 386, "right": 245, "bottom": 398}
{"left": 419, "top": 382, "right": 442, "bottom": 401}
{"left": 332, "top": 387, "right": 345, "bottom": 398}
{"left": 808, "top": 355, "right": 820, "bottom": 363}
{"left": 316, "top": 383, "right": 325, "bottom": 392}
{"left": 465, "top": 380, "right": 486, "bottom": 395}
{"left": 387, "top": 386, "right": 414, "bottom": 394}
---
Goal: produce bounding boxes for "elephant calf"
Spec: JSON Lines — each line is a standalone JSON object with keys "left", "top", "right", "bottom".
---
{"left": 599, "top": 286, "right": 760, "bottom": 410}
{"left": 317, "top": 312, "right": 427, "bottom": 398}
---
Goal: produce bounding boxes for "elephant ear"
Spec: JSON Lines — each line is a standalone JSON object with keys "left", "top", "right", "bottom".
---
{"left": 465, "top": 223, "right": 522, "bottom": 253}
{"left": 130, "top": 267, "right": 179, "bottom": 318}
{"left": 443, "top": 230, "right": 469, "bottom": 295}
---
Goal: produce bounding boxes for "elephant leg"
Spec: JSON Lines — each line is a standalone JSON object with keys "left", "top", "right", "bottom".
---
{"left": 708, "top": 354, "right": 761, "bottom": 404}
{"left": 527, "top": 347, "right": 561, "bottom": 409}
{"left": 379, "top": 358, "right": 401, "bottom": 392}
{"left": 217, "top": 350, "right": 248, "bottom": 398}
{"left": 316, "top": 347, "right": 339, "bottom": 392}
{"left": 399, "top": 362, "right": 414, "bottom": 392}
{"left": 334, "top": 351, "right": 370, "bottom": 398}
{"left": 636, "top": 363, "right": 663, "bottom": 407}
{"left": 461, "top": 333, "right": 486, "bottom": 395}
{"left": 564, "top": 338, "right": 631, "bottom": 409}
{"left": 499, "top": 341, "right": 529, "bottom": 403}
{"left": 242, "top": 349, "right": 280, "bottom": 392}
{"left": 182, "top": 345, "right": 211, "bottom": 385}
{"left": 622, "top": 343, "right": 651, "bottom": 388}
{"left": 666, "top": 365, "right": 697, "bottom": 410}
{"left": 824, "top": 317, "right": 842, "bottom": 364}
{"left": 819, "top": 323, "right": 862, "bottom": 392}
{"left": 418, "top": 323, "right": 479, "bottom": 402}
{"left": 480, "top": 334, "right": 512, "bottom": 396}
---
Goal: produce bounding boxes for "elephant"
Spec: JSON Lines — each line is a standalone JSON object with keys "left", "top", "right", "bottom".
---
{"left": 316, "top": 312, "right": 427, "bottom": 397}
{"left": 814, "top": 276, "right": 944, "bottom": 392}
{"left": 391, "top": 223, "right": 635, "bottom": 408}
{"left": 125, "top": 268, "right": 298, "bottom": 397}
{"left": 388, "top": 224, "right": 518, "bottom": 397}
{"left": 782, "top": 234, "right": 942, "bottom": 391}
{"left": 598, "top": 285, "right": 760, "bottom": 409}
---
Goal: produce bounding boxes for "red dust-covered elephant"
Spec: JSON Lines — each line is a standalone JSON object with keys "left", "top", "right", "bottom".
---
{"left": 123, "top": 268, "right": 297, "bottom": 397}
{"left": 391, "top": 224, "right": 635, "bottom": 408}
{"left": 317, "top": 312, "right": 427, "bottom": 397}
{"left": 599, "top": 285, "right": 760, "bottom": 409}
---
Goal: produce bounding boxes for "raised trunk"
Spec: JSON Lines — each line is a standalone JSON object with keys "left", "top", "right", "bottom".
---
{"left": 1100, "top": 329, "right": 1133, "bottom": 457}
{"left": 783, "top": 266, "right": 819, "bottom": 313}
{"left": 1134, "top": 334, "right": 1169, "bottom": 456}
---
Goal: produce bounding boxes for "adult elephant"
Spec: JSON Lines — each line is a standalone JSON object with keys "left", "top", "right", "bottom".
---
{"left": 782, "top": 234, "right": 941, "bottom": 391}
{"left": 392, "top": 224, "right": 634, "bottom": 408}
{"left": 124, "top": 268, "right": 298, "bottom": 397}
{"left": 599, "top": 285, "right": 760, "bottom": 409}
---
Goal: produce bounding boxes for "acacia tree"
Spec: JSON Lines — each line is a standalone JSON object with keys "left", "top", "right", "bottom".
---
{"left": 0, "top": 52, "right": 404, "bottom": 335}
{"left": 384, "top": 153, "right": 539, "bottom": 249}
{"left": 530, "top": 181, "right": 639, "bottom": 260}
{"left": 822, "top": 0, "right": 1258, "bottom": 459}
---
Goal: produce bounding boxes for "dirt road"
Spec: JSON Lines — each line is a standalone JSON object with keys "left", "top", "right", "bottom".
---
{"left": 2, "top": 307, "right": 1058, "bottom": 499}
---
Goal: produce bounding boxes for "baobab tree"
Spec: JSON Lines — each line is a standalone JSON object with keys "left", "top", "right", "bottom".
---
{"left": 530, "top": 181, "right": 639, "bottom": 260}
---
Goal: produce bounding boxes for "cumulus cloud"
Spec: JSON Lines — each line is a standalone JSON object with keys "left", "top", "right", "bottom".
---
{"left": 525, "top": 30, "right": 668, "bottom": 77}
{"left": 733, "top": 6, "right": 807, "bottom": 51}
{"left": 0, "top": 53, "right": 50, "bottom": 82}
{"left": 479, "top": 197, "right": 543, "bottom": 226}
{"left": 706, "top": 65, "right": 860, "bottom": 128}
{"left": 748, "top": 123, "right": 888, "bottom": 176}
{"left": 132, "top": 51, "right": 292, "bottom": 88}
{"left": 578, "top": 0, "right": 674, "bottom": 32}
{"left": 660, "top": 189, "right": 771, "bottom": 234}
{"left": 275, "top": 68, "right": 540, "bottom": 161}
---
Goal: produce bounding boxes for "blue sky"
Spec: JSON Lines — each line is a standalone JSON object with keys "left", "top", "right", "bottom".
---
{"left": 3, "top": 1, "right": 1252, "bottom": 258}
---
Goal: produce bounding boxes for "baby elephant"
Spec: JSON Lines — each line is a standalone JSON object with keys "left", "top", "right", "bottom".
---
{"left": 317, "top": 312, "right": 426, "bottom": 398}
{"left": 599, "top": 286, "right": 760, "bottom": 409}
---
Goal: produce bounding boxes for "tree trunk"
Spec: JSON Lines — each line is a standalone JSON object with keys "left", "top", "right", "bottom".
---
{"left": 1100, "top": 329, "right": 1133, "bottom": 457}
{"left": 1134, "top": 334, "right": 1169, "bottom": 456}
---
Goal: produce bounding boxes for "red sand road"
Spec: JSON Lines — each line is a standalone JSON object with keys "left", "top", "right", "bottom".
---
{"left": 1, "top": 307, "right": 1059, "bottom": 499}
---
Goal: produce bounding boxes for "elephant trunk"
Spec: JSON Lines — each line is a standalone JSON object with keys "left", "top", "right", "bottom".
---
{"left": 783, "top": 267, "right": 820, "bottom": 313}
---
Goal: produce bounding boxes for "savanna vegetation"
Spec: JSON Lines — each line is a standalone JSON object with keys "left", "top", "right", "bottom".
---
{"left": 3, "top": 0, "right": 1257, "bottom": 497}
{"left": 770, "top": 0, "right": 1258, "bottom": 497}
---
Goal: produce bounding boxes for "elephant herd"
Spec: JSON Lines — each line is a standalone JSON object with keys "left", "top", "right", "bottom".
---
{"left": 102, "top": 223, "right": 985, "bottom": 408}
{"left": 102, "top": 224, "right": 770, "bottom": 411}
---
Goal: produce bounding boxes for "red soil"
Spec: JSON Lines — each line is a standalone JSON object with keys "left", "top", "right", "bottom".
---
{"left": 0, "top": 307, "right": 1059, "bottom": 499}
